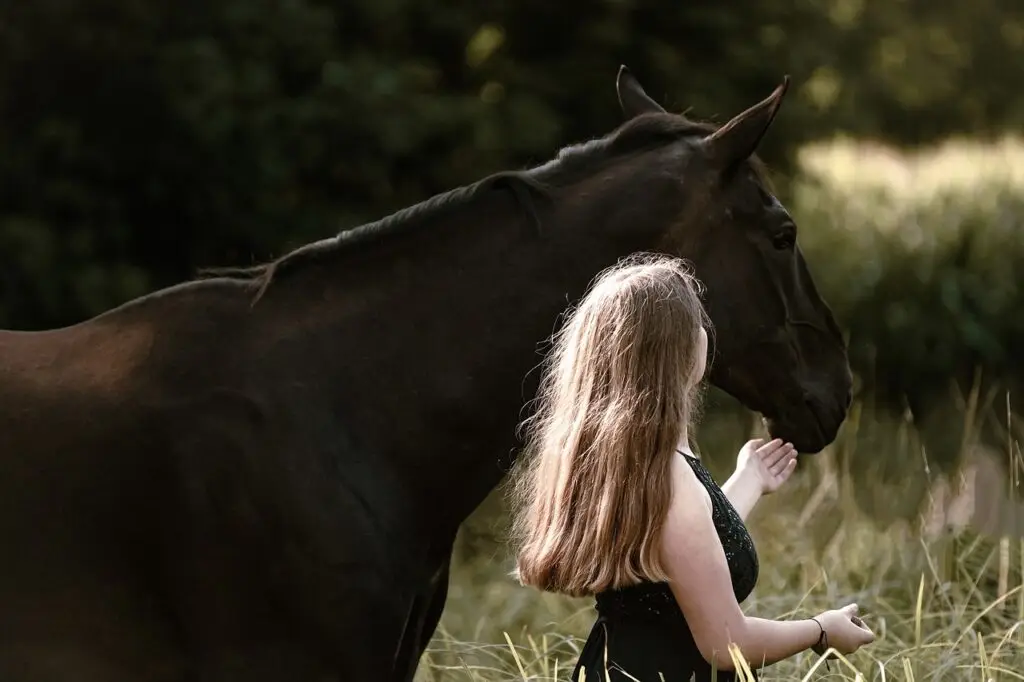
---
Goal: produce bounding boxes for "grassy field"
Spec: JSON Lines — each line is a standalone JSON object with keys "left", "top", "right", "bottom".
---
{"left": 414, "top": 138, "right": 1024, "bottom": 681}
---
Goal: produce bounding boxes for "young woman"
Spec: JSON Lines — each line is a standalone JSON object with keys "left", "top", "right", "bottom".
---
{"left": 509, "top": 254, "right": 874, "bottom": 681}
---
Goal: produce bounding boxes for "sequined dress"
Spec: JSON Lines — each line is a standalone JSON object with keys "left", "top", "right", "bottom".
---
{"left": 570, "top": 453, "right": 760, "bottom": 682}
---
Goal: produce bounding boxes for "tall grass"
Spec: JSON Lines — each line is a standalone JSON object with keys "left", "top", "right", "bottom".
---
{"left": 415, "top": 138, "right": 1024, "bottom": 681}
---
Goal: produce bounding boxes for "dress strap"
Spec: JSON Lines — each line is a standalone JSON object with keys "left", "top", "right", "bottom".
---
{"left": 675, "top": 447, "right": 700, "bottom": 463}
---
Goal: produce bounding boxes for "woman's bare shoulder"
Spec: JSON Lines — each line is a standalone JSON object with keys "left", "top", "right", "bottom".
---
{"left": 668, "top": 453, "right": 714, "bottom": 518}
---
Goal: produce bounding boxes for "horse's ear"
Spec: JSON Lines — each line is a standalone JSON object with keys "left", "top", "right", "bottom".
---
{"left": 616, "top": 65, "right": 666, "bottom": 118}
{"left": 703, "top": 76, "right": 790, "bottom": 168}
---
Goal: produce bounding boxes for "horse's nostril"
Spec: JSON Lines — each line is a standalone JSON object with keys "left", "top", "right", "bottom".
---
{"left": 802, "top": 392, "right": 830, "bottom": 432}
{"left": 804, "top": 389, "right": 849, "bottom": 420}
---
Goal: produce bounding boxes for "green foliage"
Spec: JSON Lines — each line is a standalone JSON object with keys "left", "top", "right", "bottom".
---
{"left": 2, "top": 0, "right": 1024, "bottom": 332}
{"left": 790, "top": 138, "right": 1024, "bottom": 467}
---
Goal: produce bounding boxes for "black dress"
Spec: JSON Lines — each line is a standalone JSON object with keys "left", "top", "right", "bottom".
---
{"left": 570, "top": 453, "right": 761, "bottom": 682}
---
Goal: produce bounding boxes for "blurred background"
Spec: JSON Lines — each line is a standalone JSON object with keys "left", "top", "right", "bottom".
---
{"left": 2, "top": 1, "right": 1024, "bottom": 679}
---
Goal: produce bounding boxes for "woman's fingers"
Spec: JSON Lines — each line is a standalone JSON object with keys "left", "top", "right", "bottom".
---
{"left": 775, "top": 455, "right": 798, "bottom": 478}
{"left": 755, "top": 438, "right": 782, "bottom": 453}
{"left": 759, "top": 439, "right": 794, "bottom": 468}
{"left": 755, "top": 438, "right": 784, "bottom": 464}
{"left": 768, "top": 447, "right": 798, "bottom": 476}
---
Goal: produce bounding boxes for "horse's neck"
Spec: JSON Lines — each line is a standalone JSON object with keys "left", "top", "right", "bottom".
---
{"left": 259, "top": 200, "right": 619, "bottom": 530}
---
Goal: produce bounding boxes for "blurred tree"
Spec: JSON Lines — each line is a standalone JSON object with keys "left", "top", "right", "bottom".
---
{"left": 0, "top": 0, "right": 1022, "bottom": 350}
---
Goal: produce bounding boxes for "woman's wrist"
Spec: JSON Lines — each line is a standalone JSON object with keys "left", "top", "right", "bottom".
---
{"left": 808, "top": 616, "right": 827, "bottom": 653}
{"left": 721, "top": 467, "right": 763, "bottom": 521}
{"left": 735, "top": 460, "right": 770, "bottom": 495}
{"left": 808, "top": 615, "right": 835, "bottom": 670}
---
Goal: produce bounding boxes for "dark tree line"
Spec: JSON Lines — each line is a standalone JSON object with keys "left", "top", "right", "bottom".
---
{"left": 2, "top": 0, "right": 1022, "bottom": 330}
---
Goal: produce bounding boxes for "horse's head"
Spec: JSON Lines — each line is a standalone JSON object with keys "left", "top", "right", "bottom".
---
{"left": 613, "top": 67, "right": 851, "bottom": 453}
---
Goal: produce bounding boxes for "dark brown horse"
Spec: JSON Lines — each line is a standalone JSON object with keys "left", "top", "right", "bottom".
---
{"left": 0, "top": 67, "right": 851, "bottom": 682}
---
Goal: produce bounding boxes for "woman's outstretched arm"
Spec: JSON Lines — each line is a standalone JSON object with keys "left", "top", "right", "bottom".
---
{"left": 722, "top": 438, "right": 798, "bottom": 521}
{"left": 721, "top": 467, "right": 763, "bottom": 522}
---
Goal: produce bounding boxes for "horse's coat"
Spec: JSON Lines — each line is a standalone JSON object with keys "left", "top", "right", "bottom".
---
{"left": 0, "top": 68, "right": 851, "bottom": 681}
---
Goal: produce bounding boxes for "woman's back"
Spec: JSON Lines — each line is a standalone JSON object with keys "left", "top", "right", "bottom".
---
{"left": 571, "top": 452, "right": 759, "bottom": 682}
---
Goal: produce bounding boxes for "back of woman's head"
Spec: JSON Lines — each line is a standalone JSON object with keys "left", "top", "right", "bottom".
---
{"left": 509, "top": 253, "right": 712, "bottom": 597}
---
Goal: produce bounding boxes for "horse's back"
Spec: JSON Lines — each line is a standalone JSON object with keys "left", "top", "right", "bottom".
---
{"left": 0, "top": 317, "right": 165, "bottom": 479}
{"left": 0, "top": 314, "right": 198, "bottom": 680}
{"left": 0, "top": 289, "right": 398, "bottom": 680}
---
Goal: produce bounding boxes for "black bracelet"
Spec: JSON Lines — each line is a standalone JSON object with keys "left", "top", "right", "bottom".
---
{"left": 810, "top": 617, "right": 832, "bottom": 671}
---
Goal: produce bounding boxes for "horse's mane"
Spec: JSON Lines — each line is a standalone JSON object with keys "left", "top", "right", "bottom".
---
{"left": 199, "top": 112, "right": 749, "bottom": 303}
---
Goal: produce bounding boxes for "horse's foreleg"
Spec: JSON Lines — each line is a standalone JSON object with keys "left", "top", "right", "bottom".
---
{"left": 391, "top": 558, "right": 451, "bottom": 682}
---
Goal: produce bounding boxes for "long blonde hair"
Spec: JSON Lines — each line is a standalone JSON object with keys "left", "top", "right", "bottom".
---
{"left": 509, "top": 253, "right": 712, "bottom": 597}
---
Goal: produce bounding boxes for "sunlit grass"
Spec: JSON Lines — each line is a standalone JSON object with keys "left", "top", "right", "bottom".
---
{"left": 799, "top": 135, "right": 1024, "bottom": 203}
{"left": 415, "top": 138, "right": 1024, "bottom": 681}
{"left": 418, "top": 401, "right": 1023, "bottom": 681}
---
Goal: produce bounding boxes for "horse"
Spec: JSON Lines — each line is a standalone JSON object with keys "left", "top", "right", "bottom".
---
{"left": 0, "top": 67, "right": 851, "bottom": 682}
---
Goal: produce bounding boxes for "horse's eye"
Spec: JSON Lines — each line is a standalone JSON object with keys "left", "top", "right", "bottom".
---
{"left": 772, "top": 232, "right": 795, "bottom": 251}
